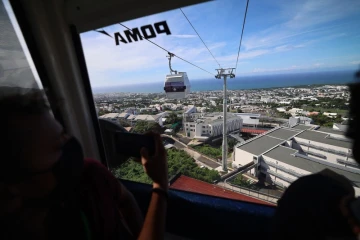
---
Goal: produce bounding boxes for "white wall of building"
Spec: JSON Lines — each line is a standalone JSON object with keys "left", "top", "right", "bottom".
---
{"left": 210, "top": 117, "right": 242, "bottom": 137}
{"left": 294, "top": 136, "right": 351, "bottom": 166}
{"left": 261, "top": 155, "right": 311, "bottom": 188}
{"left": 185, "top": 116, "right": 242, "bottom": 139}
{"left": 233, "top": 148, "right": 255, "bottom": 167}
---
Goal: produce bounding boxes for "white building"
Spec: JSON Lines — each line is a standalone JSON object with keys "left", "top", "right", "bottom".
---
{"left": 233, "top": 113, "right": 260, "bottom": 127}
{"left": 276, "top": 107, "right": 286, "bottom": 113}
{"left": 210, "top": 100, "right": 217, "bottom": 106}
{"left": 99, "top": 113, "right": 119, "bottom": 122}
{"left": 134, "top": 114, "right": 164, "bottom": 127}
{"left": 323, "top": 112, "right": 338, "bottom": 118}
{"left": 233, "top": 124, "right": 360, "bottom": 194}
{"left": 183, "top": 112, "right": 243, "bottom": 140}
{"left": 260, "top": 96, "right": 276, "bottom": 103}
{"left": 288, "top": 108, "right": 303, "bottom": 116}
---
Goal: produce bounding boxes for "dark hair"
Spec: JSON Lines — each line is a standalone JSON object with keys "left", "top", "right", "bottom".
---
{"left": 0, "top": 88, "right": 49, "bottom": 115}
{"left": 0, "top": 88, "right": 50, "bottom": 180}
{"left": 346, "top": 70, "right": 360, "bottom": 140}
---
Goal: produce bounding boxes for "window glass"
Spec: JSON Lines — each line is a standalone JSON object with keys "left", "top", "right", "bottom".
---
{"left": 0, "top": 0, "right": 43, "bottom": 92}
{"left": 81, "top": 0, "right": 360, "bottom": 204}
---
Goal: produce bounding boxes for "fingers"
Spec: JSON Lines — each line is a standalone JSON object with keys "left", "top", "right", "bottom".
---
{"left": 140, "top": 147, "right": 149, "bottom": 166}
{"left": 152, "top": 133, "right": 165, "bottom": 156}
{"left": 144, "top": 131, "right": 165, "bottom": 157}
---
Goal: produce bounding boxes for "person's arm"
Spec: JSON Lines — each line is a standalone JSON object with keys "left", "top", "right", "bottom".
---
{"left": 137, "top": 133, "right": 168, "bottom": 240}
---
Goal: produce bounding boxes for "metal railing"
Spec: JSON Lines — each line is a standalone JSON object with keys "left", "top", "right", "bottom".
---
{"left": 302, "top": 149, "right": 327, "bottom": 159}
{"left": 337, "top": 159, "right": 360, "bottom": 169}
{"left": 327, "top": 135, "right": 351, "bottom": 142}
{"left": 264, "top": 161, "right": 304, "bottom": 177}
{"left": 297, "top": 141, "right": 349, "bottom": 157}
{"left": 273, "top": 180, "right": 285, "bottom": 188}
{"left": 294, "top": 152, "right": 360, "bottom": 175}
{"left": 267, "top": 169, "right": 296, "bottom": 183}
{"left": 220, "top": 182, "right": 280, "bottom": 204}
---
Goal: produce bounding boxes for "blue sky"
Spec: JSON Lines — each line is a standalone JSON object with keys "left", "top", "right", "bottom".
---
{"left": 80, "top": 0, "right": 360, "bottom": 88}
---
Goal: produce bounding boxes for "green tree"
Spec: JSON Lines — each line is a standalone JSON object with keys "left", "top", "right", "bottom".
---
{"left": 111, "top": 149, "right": 221, "bottom": 184}
{"left": 133, "top": 120, "right": 162, "bottom": 134}
{"left": 278, "top": 112, "right": 292, "bottom": 119}
{"left": 165, "top": 112, "right": 180, "bottom": 125}
{"left": 118, "top": 118, "right": 130, "bottom": 127}
{"left": 98, "top": 109, "right": 110, "bottom": 116}
{"left": 193, "top": 144, "right": 222, "bottom": 159}
{"left": 312, "top": 114, "right": 333, "bottom": 126}
{"left": 228, "top": 138, "right": 237, "bottom": 151}
{"left": 229, "top": 175, "right": 253, "bottom": 188}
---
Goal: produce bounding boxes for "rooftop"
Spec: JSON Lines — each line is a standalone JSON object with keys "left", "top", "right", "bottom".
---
{"left": 263, "top": 146, "right": 360, "bottom": 187}
{"left": 292, "top": 124, "right": 314, "bottom": 130}
{"left": 170, "top": 175, "right": 274, "bottom": 206}
{"left": 237, "top": 136, "right": 284, "bottom": 156}
{"left": 263, "top": 145, "right": 297, "bottom": 162}
{"left": 295, "top": 130, "right": 351, "bottom": 149}
{"left": 99, "top": 113, "right": 119, "bottom": 119}
{"left": 316, "top": 127, "right": 345, "bottom": 135}
{"left": 134, "top": 114, "right": 161, "bottom": 121}
{"left": 267, "top": 128, "right": 301, "bottom": 140}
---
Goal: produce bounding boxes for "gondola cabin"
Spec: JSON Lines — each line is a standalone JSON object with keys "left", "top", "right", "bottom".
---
{"left": 164, "top": 72, "right": 190, "bottom": 99}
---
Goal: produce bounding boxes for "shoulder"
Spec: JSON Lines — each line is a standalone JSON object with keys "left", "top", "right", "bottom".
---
{"left": 82, "top": 158, "right": 123, "bottom": 196}
{"left": 82, "top": 158, "right": 113, "bottom": 179}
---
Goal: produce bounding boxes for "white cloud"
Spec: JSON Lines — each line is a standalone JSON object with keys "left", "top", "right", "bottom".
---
{"left": 350, "top": 61, "right": 360, "bottom": 65}
{"left": 252, "top": 65, "right": 301, "bottom": 73}
{"left": 285, "top": 0, "right": 360, "bottom": 29}
{"left": 171, "top": 35, "right": 197, "bottom": 38}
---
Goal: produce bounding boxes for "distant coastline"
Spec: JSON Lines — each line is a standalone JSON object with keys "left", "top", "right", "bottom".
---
{"left": 92, "top": 70, "right": 356, "bottom": 94}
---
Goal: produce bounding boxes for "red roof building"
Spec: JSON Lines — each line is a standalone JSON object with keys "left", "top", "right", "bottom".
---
{"left": 170, "top": 175, "right": 275, "bottom": 206}
{"left": 241, "top": 127, "right": 268, "bottom": 135}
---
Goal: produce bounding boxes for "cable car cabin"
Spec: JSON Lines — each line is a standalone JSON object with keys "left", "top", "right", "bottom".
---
{"left": 164, "top": 72, "right": 191, "bottom": 99}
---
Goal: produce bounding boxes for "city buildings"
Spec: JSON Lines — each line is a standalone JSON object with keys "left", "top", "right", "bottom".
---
{"left": 183, "top": 112, "right": 242, "bottom": 140}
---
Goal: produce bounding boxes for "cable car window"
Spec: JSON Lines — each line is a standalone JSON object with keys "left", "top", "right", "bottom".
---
{"left": 79, "top": 0, "right": 360, "bottom": 205}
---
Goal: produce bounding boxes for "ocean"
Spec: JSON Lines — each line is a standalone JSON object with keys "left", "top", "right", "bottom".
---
{"left": 92, "top": 70, "right": 357, "bottom": 94}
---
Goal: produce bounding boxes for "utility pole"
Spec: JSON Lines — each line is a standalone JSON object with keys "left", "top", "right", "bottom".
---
{"left": 216, "top": 68, "right": 235, "bottom": 172}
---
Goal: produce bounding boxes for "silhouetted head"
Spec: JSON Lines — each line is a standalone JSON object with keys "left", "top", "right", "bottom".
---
{"left": 0, "top": 89, "right": 83, "bottom": 225}
{"left": 272, "top": 170, "right": 355, "bottom": 240}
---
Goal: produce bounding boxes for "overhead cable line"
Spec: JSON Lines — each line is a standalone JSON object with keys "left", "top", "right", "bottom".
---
{"left": 234, "top": 0, "right": 250, "bottom": 73}
{"left": 179, "top": 8, "right": 222, "bottom": 68}
{"left": 118, "top": 23, "right": 215, "bottom": 76}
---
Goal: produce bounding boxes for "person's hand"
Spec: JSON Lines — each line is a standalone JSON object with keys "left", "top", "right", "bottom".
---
{"left": 140, "top": 133, "right": 168, "bottom": 191}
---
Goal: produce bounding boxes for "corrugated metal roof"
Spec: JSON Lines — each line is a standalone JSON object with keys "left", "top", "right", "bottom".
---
{"left": 263, "top": 146, "right": 360, "bottom": 187}
{"left": 292, "top": 124, "right": 314, "bottom": 130}
{"left": 296, "top": 130, "right": 351, "bottom": 149}
{"left": 267, "top": 128, "right": 301, "bottom": 140}
{"left": 317, "top": 127, "right": 345, "bottom": 135}
{"left": 99, "top": 113, "right": 119, "bottom": 118}
{"left": 237, "top": 136, "right": 284, "bottom": 155}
